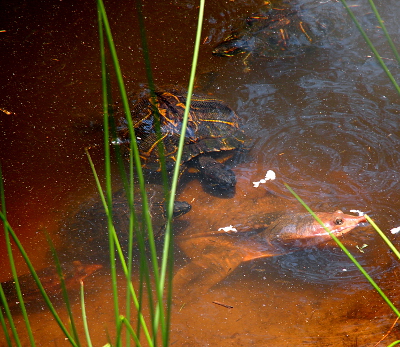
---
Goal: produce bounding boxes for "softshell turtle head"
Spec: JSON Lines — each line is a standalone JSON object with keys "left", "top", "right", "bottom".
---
{"left": 268, "top": 210, "right": 366, "bottom": 250}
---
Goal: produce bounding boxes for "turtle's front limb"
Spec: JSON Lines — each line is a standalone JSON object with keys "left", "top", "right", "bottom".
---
{"left": 172, "top": 251, "right": 244, "bottom": 305}
{"left": 192, "top": 155, "right": 236, "bottom": 191}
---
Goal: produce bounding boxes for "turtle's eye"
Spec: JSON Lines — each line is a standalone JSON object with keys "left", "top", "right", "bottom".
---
{"left": 334, "top": 217, "right": 343, "bottom": 225}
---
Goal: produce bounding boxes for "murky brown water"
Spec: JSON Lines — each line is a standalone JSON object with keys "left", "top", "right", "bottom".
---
{"left": 1, "top": 0, "right": 400, "bottom": 345}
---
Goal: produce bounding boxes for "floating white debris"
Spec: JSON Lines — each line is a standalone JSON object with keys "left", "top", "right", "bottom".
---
{"left": 218, "top": 225, "right": 237, "bottom": 233}
{"left": 350, "top": 209, "right": 365, "bottom": 216}
{"left": 253, "top": 170, "right": 276, "bottom": 188}
{"left": 111, "top": 138, "right": 123, "bottom": 145}
{"left": 391, "top": 226, "right": 400, "bottom": 234}
{"left": 356, "top": 244, "right": 368, "bottom": 253}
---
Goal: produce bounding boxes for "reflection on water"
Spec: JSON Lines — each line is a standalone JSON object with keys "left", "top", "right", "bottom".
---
{"left": 1, "top": 0, "right": 400, "bottom": 345}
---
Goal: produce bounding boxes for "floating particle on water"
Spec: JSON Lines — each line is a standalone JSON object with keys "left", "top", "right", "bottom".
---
{"left": 218, "top": 225, "right": 237, "bottom": 232}
{"left": 253, "top": 170, "right": 276, "bottom": 187}
{"left": 350, "top": 209, "right": 365, "bottom": 216}
{"left": 356, "top": 244, "right": 368, "bottom": 253}
{"left": 342, "top": 269, "right": 348, "bottom": 272}
{"left": 391, "top": 226, "right": 400, "bottom": 234}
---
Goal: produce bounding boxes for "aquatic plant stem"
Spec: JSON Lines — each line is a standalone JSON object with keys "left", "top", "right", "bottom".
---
{"left": 367, "top": 0, "right": 400, "bottom": 65}
{"left": 0, "top": 303, "right": 12, "bottom": 347}
{"left": 161, "top": 0, "right": 205, "bottom": 294}
{"left": 97, "top": 8, "right": 122, "bottom": 341}
{"left": 46, "top": 234, "right": 81, "bottom": 346}
{"left": 159, "top": 1, "right": 206, "bottom": 344}
{"left": 80, "top": 282, "right": 93, "bottom": 347}
{"left": 339, "top": 0, "right": 400, "bottom": 95}
{"left": 284, "top": 183, "right": 400, "bottom": 319}
{"left": 364, "top": 215, "right": 400, "bottom": 260}
{"left": 0, "top": 213, "right": 79, "bottom": 347}
{"left": 0, "top": 164, "right": 23, "bottom": 347}
{"left": 133, "top": 0, "right": 168, "bottom": 342}
{"left": 2, "top": 181, "right": 35, "bottom": 347}
{"left": 85, "top": 149, "right": 151, "bottom": 345}
{"left": 96, "top": 0, "right": 160, "bottom": 303}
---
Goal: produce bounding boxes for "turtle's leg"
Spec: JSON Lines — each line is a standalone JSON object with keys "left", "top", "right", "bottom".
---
{"left": 173, "top": 251, "right": 244, "bottom": 304}
{"left": 192, "top": 155, "right": 236, "bottom": 190}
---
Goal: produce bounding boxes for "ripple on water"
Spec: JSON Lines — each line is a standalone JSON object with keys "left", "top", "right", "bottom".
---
{"left": 243, "top": 92, "right": 400, "bottom": 210}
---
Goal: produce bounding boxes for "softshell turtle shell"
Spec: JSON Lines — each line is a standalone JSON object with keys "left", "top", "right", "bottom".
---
{"left": 1, "top": 261, "right": 102, "bottom": 306}
{"left": 213, "top": 0, "right": 327, "bottom": 59}
{"left": 173, "top": 210, "right": 366, "bottom": 302}
{"left": 58, "top": 184, "right": 191, "bottom": 264}
{"left": 115, "top": 88, "right": 251, "bottom": 191}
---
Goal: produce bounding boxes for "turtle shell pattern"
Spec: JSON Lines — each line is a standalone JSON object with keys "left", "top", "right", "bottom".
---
{"left": 213, "top": 1, "right": 327, "bottom": 58}
{"left": 116, "top": 89, "right": 248, "bottom": 172}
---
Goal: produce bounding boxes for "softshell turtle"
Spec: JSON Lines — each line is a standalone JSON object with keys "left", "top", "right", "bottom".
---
{"left": 213, "top": 0, "right": 327, "bottom": 60}
{"left": 58, "top": 184, "right": 191, "bottom": 264}
{"left": 1, "top": 261, "right": 102, "bottom": 306}
{"left": 115, "top": 88, "right": 251, "bottom": 192}
{"left": 173, "top": 210, "right": 366, "bottom": 302}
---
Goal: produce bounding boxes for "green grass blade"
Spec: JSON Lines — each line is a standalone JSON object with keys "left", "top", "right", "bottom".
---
{"left": 367, "top": 0, "right": 400, "bottom": 65}
{"left": 46, "top": 234, "right": 81, "bottom": 346}
{"left": 119, "top": 316, "right": 142, "bottom": 347}
{"left": 160, "top": 0, "right": 206, "bottom": 292}
{"left": 96, "top": 1, "right": 166, "bottom": 344}
{"left": 0, "top": 165, "right": 23, "bottom": 347}
{"left": 97, "top": 4, "right": 120, "bottom": 334}
{"left": 0, "top": 213, "right": 79, "bottom": 347}
{"left": 80, "top": 281, "right": 93, "bottom": 347}
{"left": 150, "top": 1, "right": 206, "bottom": 343}
{"left": 284, "top": 183, "right": 400, "bottom": 318}
{"left": 339, "top": 0, "right": 400, "bottom": 95}
{"left": 85, "top": 149, "right": 153, "bottom": 345}
{"left": 388, "top": 341, "right": 400, "bottom": 347}
{"left": 364, "top": 215, "right": 400, "bottom": 260}
{"left": 1, "top": 164, "right": 35, "bottom": 347}
{"left": 0, "top": 279, "right": 17, "bottom": 347}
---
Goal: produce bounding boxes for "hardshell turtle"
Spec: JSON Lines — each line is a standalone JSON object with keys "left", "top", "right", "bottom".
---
{"left": 1, "top": 261, "right": 102, "bottom": 306}
{"left": 116, "top": 88, "right": 251, "bottom": 191}
{"left": 58, "top": 184, "right": 191, "bottom": 264}
{"left": 213, "top": 1, "right": 327, "bottom": 60}
{"left": 173, "top": 210, "right": 366, "bottom": 302}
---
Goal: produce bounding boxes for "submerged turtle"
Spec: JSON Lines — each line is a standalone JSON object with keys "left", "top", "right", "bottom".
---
{"left": 115, "top": 88, "right": 251, "bottom": 192}
{"left": 1, "top": 261, "right": 102, "bottom": 306}
{"left": 213, "top": 0, "right": 327, "bottom": 60}
{"left": 58, "top": 184, "right": 191, "bottom": 264}
{"left": 173, "top": 210, "right": 366, "bottom": 302}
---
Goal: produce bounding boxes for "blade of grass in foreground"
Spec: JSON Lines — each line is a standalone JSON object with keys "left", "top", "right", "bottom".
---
{"left": 159, "top": 2, "right": 206, "bottom": 344}
{"left": 85, "top": 149, "right": 149, "bottom": 345}
{"left": 367, "top": 0, "right": 400, "bottom": 65}
{"left": 0, "top": 299, "right": 13, "bottom": 347}
{"left": 284, "top": 182, "right": 400, "bottom": 319}
{"left": 46, "top": 234, "right": 81, "bottom": 346}
{"left": 96, "top": 0, "right": 169, "bottom": 345}
{"left": 339, "top": 0, "right": 400, "bottom": 95}
{"left": 80, "top": 282, "right": 93, "bottom": 347}
{"left": 0, "top": 165, "right": 22, "bottom": 347}
{"left": 97, "top": 4, "right": 121, "bottom": 336}
{"left": 0, "top": 215, "right": 79, "bottom": 347}
{"left": 96, "top": 3, "right": 153, "bottom": 344}
{"left": 364, "top": 215, "right": 400, "bottom": 261}
{"left": 1, "top": 164, "right": 34, "bottom": 347}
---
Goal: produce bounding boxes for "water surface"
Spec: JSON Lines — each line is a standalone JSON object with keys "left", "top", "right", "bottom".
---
{"left": 1, "top": 0, "right": 400, "bottom": 345}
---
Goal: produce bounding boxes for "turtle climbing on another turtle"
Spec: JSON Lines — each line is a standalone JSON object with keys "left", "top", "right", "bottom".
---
{"left": 213, "top": 0, "right": 329, "bottom": 62}
{"left": 58, "top": 184, "right": 191, "bottom": 265}
{"left": 173, "top": 210, "right": 366, "bottom": 303}
{"left": 115, "top": 88, "right": 251, "bottom": 193}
